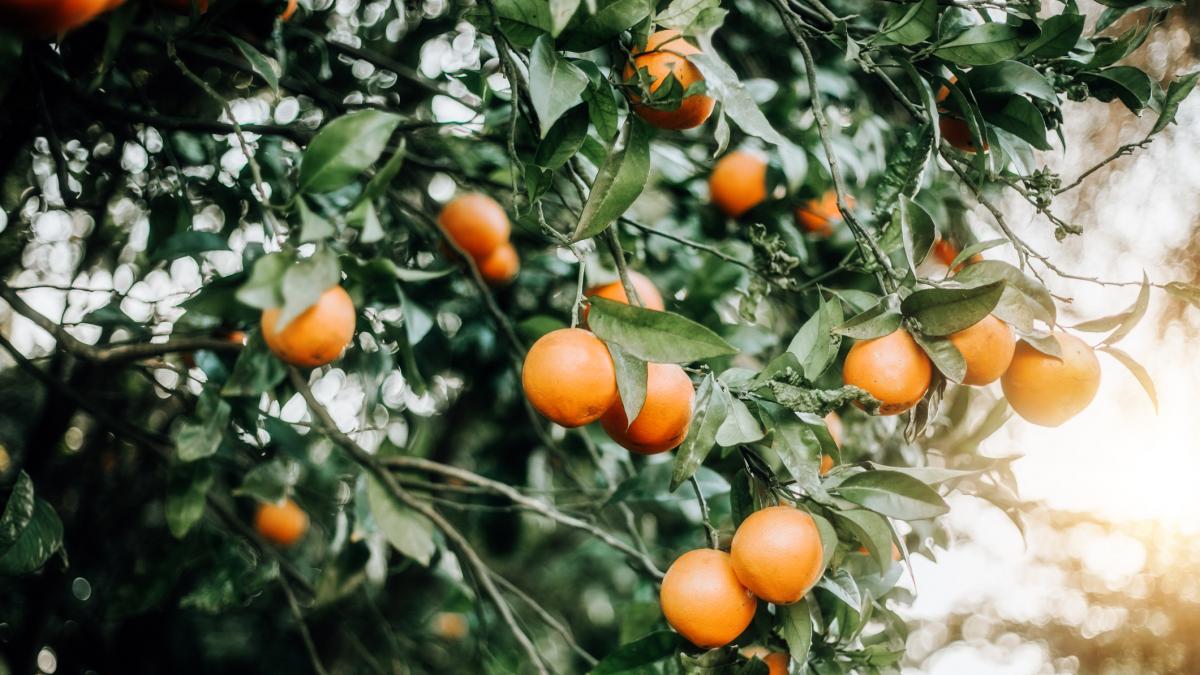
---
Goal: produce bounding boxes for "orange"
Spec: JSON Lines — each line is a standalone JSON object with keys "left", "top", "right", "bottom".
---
{"left": 1001, "top": 333, "right": 1100, "bottom": 427}
{"left": 948, "top": 314, "right": 1015, "bottom": 386}
{"left": 940, "top": 115, "right": 988, "bottom": 153}
{"left": 431, "top": 612, "right": 468, "bottom": 640}
{"left": 819, "top": 454, "right": 834, "bottom": 475}
{"left": 522, "top": 328, "right": 618, "bottom": 427}
{"left": 600, "top": 362, "right": 694, "bottom": 454}
{"left": 477, "top": 242, "right": 520, "bottom": 286}
{"left": 660, "top": 549, "right": 756, "bottom": 648}
{"left": 279, "top": 0, "right": 296, "bottom": 20}
{"left": 255, "top": 498, "right": 309, "bottom": 547}
{"left": 824, "top": 411, "right": 843, "bottom": 448}
{"left": 586, "top": 271, "right": 665, "bottom": 311}
{"left": 438, "top": 193, "right": 511, "bottom": 259}
{"left": 261, "top": 285, "right": 356, "bottom": 367}
{"left": 708, "top": 150, "right": 767, "bottom": 218}
{"left": 931, "top": 238, "right": 982, "bottom": 273}
{"left": 842, "top": 329, "right": 932, "bottom": 415}
{"left": 729, "top": 505, "right": 824, "bottom": 605}
{"left": 623, "top": 29, "right": 715, "bottom": 130}
{"left": 2, "top": 0, "right": 112, "bottom": 35}
{"left": 742, "top": 647, "right": 789, "bottom": 675}
{"left": 796, "top": 191, "right": 852, "bottom": 236}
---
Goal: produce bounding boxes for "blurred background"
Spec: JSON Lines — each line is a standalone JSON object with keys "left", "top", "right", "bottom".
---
{"left": 899, "top": 5, "right": 1200, "bottom": 674}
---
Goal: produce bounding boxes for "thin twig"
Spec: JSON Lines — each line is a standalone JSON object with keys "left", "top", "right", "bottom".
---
{"left": 278, "top": 574, "right": 332, "bottom": 675}
{"left": 689, "top": 476, "right": 720, "bottom": 549}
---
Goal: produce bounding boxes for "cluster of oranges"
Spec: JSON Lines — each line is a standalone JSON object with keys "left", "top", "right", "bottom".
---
{"left": 842, "top": 312, "right": 1100, "bottom": 427}
{"left": 522, "top": 272, "right": 697, "bottom": 455}
{"left": 660, "top": 505, "right": 825, "bottom": 650}
{"left": 2, "top": 0, "right": 296, "bottom": 37}
{"left": 438, "top": 193, "right": 521, "bottom": 286}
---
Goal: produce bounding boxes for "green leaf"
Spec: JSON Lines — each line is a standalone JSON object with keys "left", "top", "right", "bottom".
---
{"left": 763, "top": 403, "right": 822, "bottom": 491}
{"left": 934, "top": 24, "right": 1021, "bottom": 66}
{"left": 529, "top": 35, "right": 589, "bottom": 137}
{"left": 1083, "top": 66, "right": 1153, "bottom": 113}
{"left": 0, "top": 498, "right": 62, "bottom": 575}
{"left": 837, "top": 470, "right": 950, "bottom": 520}
{"left": 298, "top": 198, "right": 337, "bottom": 243}
{"left": 147, "top": 193, "right": 193, "bottom": 253}
{"left": 779, "top": 600, "right": 814, "bottom": 667}
{"left": 299, "top": 110, "right": 402, "bottom": 193}
{"left": 234, "top": 461, "right": 290, "bottom": 504}
{"left": 535, "top": 106, "right": 589, "bottom": 171}
{"left": 655, "top": 0, "right": 721, "bottom": 34}
{"left": 222, "top": 332, "right": 287, "bottom": 396}
{"left": 716, "top": 395, "right": 764, "bottom": 447}
{"left": 787, "top": 294, "right": 843, "bottom": 381}
{"left": 591, "top": 631, "right": 685, "bottom": 674}
{"left": 816, "top": 569, "right": 862, "bottom": 613}
{"left": 953, "top": 261, "right": 1055, "bottom": 331}
{"left": 347, "top": 200, "right": 384, "bottom": 244}
{"left": 912, "top": 332, "right": 966, "bottom": 383}
{"left": 236, "top": 252, "right": 290, "bottom": 310}
{"left": 874, "top": 0, "right": 937, "bottom": 46}
{"left": 361, "top": 138, "right": 407, "bottom": 203}
{"left": 278, "top": 248, "right": 341, "bottom": 329}
{"left": 608, "top": 342, "right": 648, "bottom": 428}
{"left": 670, "top": 375, "right": 728, "bottom": 491}
{"left": 1098, "top": 346, "right": 1158, "bottom": 413}
{"left": 366, "top": 477, "right": 436, "bottom": 566}
{"left": 230, "top": 35, "right": 281, "bottom": 94}
{"left": 1020, "top": 13, "right": 1085, "bottom": 59}
{"left": 481, "top": 0, "right": 553, "bottom": 48}
{"left": 835, "top": 300, "right": 903, "bottom": 340}
{"left": 873, "top": 126, "right": 933, "bottom": 217}
{"left": 835, "top": 510, "right": 894, "bottom": 574}
{"left": 571, "top": 118, "right": 651, "bottom": 242}
{"left": 901, "top": 280, "right": 1004, "bottom": 336}
{"left": 966, "top": 61, "right": 1058, "bottom": 103}
{"left": 580, "top": 63, "right": 621, "bottom": 141}
{"left": 558, "top": 0, "right": 654, "bottom": 52}
{"left": 174, "top": 389, "right": 231, "bottom": 462}
{"left": 549, "top": 0, "right": 580, "bottom": 35}
{"left": 151, "top": 231, "right": 230, "bottom": 262}
{"left": 983, "top": 96, "right": 1050, "bottom": 150}
{"left": 948, "top": 238, "right": 1006, "bottom": 270}
{"left": 165, "top": 460, "right": 213, "bottom": 539}
{"left": 0, "top": 471, "right": 34, "bottom": 552}
{"left": 589, "top": 296, "right": 737, "bottom": 363}
{"left": 1151, "top": 70, "right": 1200, "bottom": 135}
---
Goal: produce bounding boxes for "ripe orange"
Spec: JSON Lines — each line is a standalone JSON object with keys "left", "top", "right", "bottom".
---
{"left": 261, "top": 285, "right": 356, "bottom": 367}
{"left": 623, "top": 29, "right": 715, "bottom": 130}
{"left": 948, "top": 314, "right": 1015, "bottom": 386}
{"left": 477, "top": 242, "right": 520, "bottom": 286}
{"left": 709, "top": 150, "right": 767, "bottom": 218}
{"left": 842, "top": 329, "right": 932, "bottom": 415}
{"left": 2, "top": 0, "right": 112, "bottom": 35}
{"left": 819, "top": 454, "right": 834, "bottom": 475}
{"left": 796, "top": 191, "right": 852, "bottom": 236}
{"left": 742, "top": 647, "right": 789, "bottom": 675}
{"left": 1001, "top": 333, "right": 1100, "bottom": 426}
{"left": 586, "top": 271, "right": 665, "bottom": 311}
{"left": 660, "top": 549, "right": 756, "bottom": 648}
{"left": 729, "top": 505, "right": 824, "bottom": 604}
{"left": 255, "top": 498, "right": 309, "bottom": 547}
{"left": 600, "top": 362, "right": 694, "bottom": 454}
{"left": 438, "top": 193, "right": 511, "bottom": 259}
{"left": 819, "top": 411, "right": 842, "bottom": 475}
{"left": 522, "top": 328, "right": 618, "bottom": 427}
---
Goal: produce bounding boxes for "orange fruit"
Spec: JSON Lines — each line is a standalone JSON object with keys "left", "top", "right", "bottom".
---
{"left": 742, "top": 646, "right": 789, "bottom": 675}
{"left": 586, "top": 271, "right": 665, "bottom": 311}
{"left": 796, "top": 192, "right": 852, "bottom": 236}
{"left": 819, "top": 454, "right": 834, "bottom": 475}
{"left": 255, "top": 498, "right": 309, "bottom": 547}
{"left": 842, "top": 329, "right": 932, "bottom": 415}
{"left": 948, "top": 314, "right": 1015, "bottom": 386}
{"left": 931, "top": 238, "right": 982, "bottom": 273}
{"left": 261, "top": 285, "right": 356, "bottom": 367}
{"left": 2, "top": 0, "right": 112, "bottom": 35}
{"left": 729, "top": 505, "right": 824, "bottom": 605}
{"left": 522, "top": 328, "right": 618, "bottom": 427}
{"left": 708, "top": 150, "right": 767, "bottom": 218}
{"left": 438, "top": 193, "right": 511, "bottom": 259}
{"left": 1001, "top": 333, "right": 1100, "bottom": 427}
{"left": 824, "top": 411, "right": 843, "bottom": 448}
{"left": 660, "top": 548, "right": 756, "bottom": 648}
{"left": 600, "top": 362, "right": 694, "bottom": 454}
{"left": 279, "top": 0, "right": 296, "bottom": 20}
{"left": 623, "top": 29, "right": 715, "bottom": 130}
{"left": 431, "top": 612, "right": 469, "bottom": 640}
{"left": 477, "top": 242, "right": 520, "bottom": 286}
{"left": 940, "top": 115, "right": 988, "bottom": 153}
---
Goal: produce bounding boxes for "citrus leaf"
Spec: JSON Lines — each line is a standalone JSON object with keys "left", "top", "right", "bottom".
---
{"left": 571, "top": 118, "right": 651, "bottom": 242}
{"left": 529, "top": 35, "right": 589, "bottom": 137}
{"left": 835, "top": 509, "right": 893, "bottom": 574}
{"left": 299, "top": 110, "right": 402, "bottom": 193}
{"left": 367, "top": 477, "right": 436, "bottom": 566}
{"left": 0, "top": 498, "right": 62, "bottom": 575}
{"left": 589, "top": 296, "right": 737, "bottom": 363}
{"left": 278, "top": 248, "right": 341, "bottom": 329}
{"left": 174, "top": 390, "right": 231, "bottom": 462}
{"left": 230, "top": 35, "right": 281, "bottom": 94}
{"left": 1099, "top": 346, "right": 1158, "bottom": 413}
{"left": 901, "top": 280, "right": 1005, "bottom": 336}
{"left": 779, "top": 600, "right": 814, "bottom": 667}
{"left": 954, "top": 261, "right": 1054, "bottom": 331}
{"left": 934, "top": 24, "right": 1021, "bottom": 66}
{"left": 0, "top": 471, "right": 34, "bottom": 552}
{"left": 787, "top": 294, "right": 843, "bottom": 381}
{"left": 716, "top": 395, "right": 764, "bottom": 447}
{"left": 912, "top": 332, "right": 966, "bottom": 383}
{"left": 607, "top": 341, "right": 648, "bottom": 428}
{"left": 948, "top": 238, "right": 1006, "bottom": 271}
{"left": 669, "top": 375, "right": 728, "bottom": 492}
{"left": 1020, "top": 13, "right": 1085, "bottom": 59}
{"left": 834, "top": 300, "right": 903, "bottom": 340}
{"left": 1151, "top": 70, "right": 1200, "bottom": 135}
{"left": 873, "top": 0, "right": 937, "bottom": 46}
{"left": 837, "top": 470, "right": 950, "bottom": 520}
{"left": 236, "top": 252, "right": 291, "bottom": 310}
{"left": 591, "top": 631, "right": 685, "bottom": 674}
{"left": 165, "top": 460, "right": 213, "bottom": 539}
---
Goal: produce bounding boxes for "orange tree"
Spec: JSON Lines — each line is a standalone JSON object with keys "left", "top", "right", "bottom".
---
{"left": 0, "top": 0, "right": 1195, "bottom": 673}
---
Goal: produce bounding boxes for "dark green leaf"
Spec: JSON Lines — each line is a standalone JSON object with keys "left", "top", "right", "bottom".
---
{"left": 837, "top": 470, "right": 950, "bottom": 520}
{"left": 1020, "top": 13, "right": 1085, "bottom": 58}
{"left": 535, "top": 106, "right": 589, "bottom": 170}
{"left": 589, "top": 297, "right": 737, "bottom": 363}
{"left": 236, "top": 252, "right": 291, "bottom": 310}
{"left": 299, "top": 110, "right": 402, "bottom": 193}
{"left": 1151, "top": 70, "right": 1200, "bottom": 135}
{"left": 716, "top": 395, "right": 764, "bottom": 447}
{"left": 174, "top": 389, "right": 231, "bottom": 462}
{"left": 1083, "top": 66, "right": 1153, "bottom": 113}
{"left": 983, "top": 96, "right": 1050, "bottom": 150}
{"left": 912, "top": 332, "right": 966, "bottom": 383}
{"left": 902, "top": 280, "right": 1004, "bottom": 336}
{"left": 298, "top": 198, "right": 337, "bottom": 243}
{"left": 361, "top": 139, "right": 407, "bottom": 203}
{"left": 966, "top": 61, "right": 1058, "bottom": 103}
{"left": 0, "top": 498, "right": 62, "bottom": 575}
{"left": 151, "top": 231, "right": 230, "bottom": 262}
{"left": 529, "top": 35, "right": 589, "bottom": 137}
{"left": 233, "top": 461, "right": 290, "bottom": 504}
{"left": 230, "top": 36, "right": 281, "bottom": 94}
{"left": 779, "top": 600, "right": 814, "bottom": 667}
{"left": 483, "top": 0, "right": 553, "bottom": 48}
{"left": 874, "top": 0, "right": 937, "bottom": 46}
{"left": 572, "top": 119, "right": 651, "bottom": 242}
{"left": 558, "top": 0, "right": 654, "bottom": 52}
{"left": 787, "top": 294, "right": 843, "bottom": 381}
{"left": 0, "top": 471, "right": 34, "bottom": 551}
{"left": 608, "top": 342, "right": 648, "bottom": 428}
{"left": 954, "top": 261, "right": 1055, "bottom": 331}
{"left": 835, "top": 510, "right": 894, "bottom": 574}
{"left": 278, "top": 248, "right": 341, "bottom": 329}
{"left": 835, "top": 300, "right": 903, "bottom": 340}
{"left": 670, "top": 375, "right": 728, "bottom": 491}
{"left": 934, "top": 24, "right": 1021, "bottom": 66}
{"left": 591, "top": 631, "right": 685, "bottom": 674}
{"left": 873, "top": 127, "right": 933, "bottom": 217}
{"left": 165, "top": 460, "right": 213, "bottom": 539}
{"left": 222, "top": 332, "right": 287, "bottom": 396}
{"left": 549, "top": 0, "right": 580, "bottom": 35}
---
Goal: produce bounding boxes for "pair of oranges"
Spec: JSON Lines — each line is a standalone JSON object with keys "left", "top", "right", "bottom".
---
{"left": 661, "top": 505, "right": 824, "bottom": 649}
{"left": 843, "top": 318, "right": 1101, "bottom": 427}
{"left": 523, "top": 273, "right": 697, "bottom": 455}
{"left": 438, "top": 193, "right": 520, "bottom": 286}
{"left": 708, "top": 150, "right": 849, "bottom": 235}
